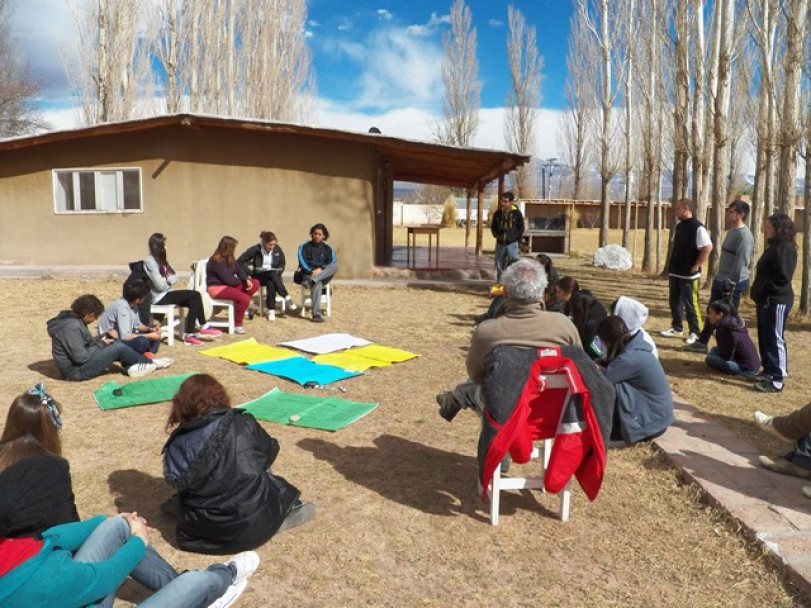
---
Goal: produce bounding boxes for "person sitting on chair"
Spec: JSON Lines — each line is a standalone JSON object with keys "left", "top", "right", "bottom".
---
{"left": 435, "top": 258, "right": 581, "bottom": 422}
{"left": 98, "top": 281, "right": 167, "bottom": 360}
{"left": 205, "top": 236, "right": 260, "bottom": 335}
{"left": 237, "top": 231, "right": 297, "bottom": 321}
{"left": 297, "top": 223, "right": 338, "bottom": 324}
{"left": 47, "top": 295, "right": 168, "bottom": 381}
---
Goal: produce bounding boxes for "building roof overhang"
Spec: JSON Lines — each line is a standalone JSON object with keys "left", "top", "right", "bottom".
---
{"left": 0, "top": 113, "right": 531, "bottom": 190}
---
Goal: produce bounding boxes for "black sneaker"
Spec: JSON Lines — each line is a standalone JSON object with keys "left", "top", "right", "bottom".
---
{"left": 312, "top": 314, "right": 325, "bottom": 323}
{"left": 435, "top": 392, "right": 462, "bottom": 422}
{"left": 755, "top": 379, "right": 783, "bottom": 393}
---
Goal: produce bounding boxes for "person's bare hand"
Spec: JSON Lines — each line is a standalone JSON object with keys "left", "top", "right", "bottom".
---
{"left": 108, "top": 329, "right": 119, "bottom": 340}
{"left": 122, "top": 512, "right": 150, "bottom": 544}
{"left": 312, "top": 268, "right": 323, "bottom": 277}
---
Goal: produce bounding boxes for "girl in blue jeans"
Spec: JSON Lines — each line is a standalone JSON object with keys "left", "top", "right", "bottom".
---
{"left": 703, "top": 300, "right": 760, "bottom": 378}
{"left": 0, "top": 515, "right": 259, "bottom": 608}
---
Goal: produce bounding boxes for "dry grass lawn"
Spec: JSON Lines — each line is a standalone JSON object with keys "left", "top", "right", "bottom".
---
{"left": 2, "top": 228, "right": 809, "bottom": 606}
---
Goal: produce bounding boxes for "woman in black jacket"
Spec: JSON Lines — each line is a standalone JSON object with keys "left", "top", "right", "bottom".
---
{"left": 237, "top": 231, "right": 297, "bottom": 321}
{"left": 750, "top": 213, "right": 797, "bottom": 393}
{"left": 162, "top": 374, "right": 315, "bottom": 555}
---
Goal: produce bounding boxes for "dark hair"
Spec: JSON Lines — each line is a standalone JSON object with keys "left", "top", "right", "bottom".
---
{"left": 766, "top": 213, "right": 797, "bottom": 245}
{"left": 123, "top": 280, "right": 150, "bottom": 303}
{"left": 597, "top": 316, "right": 631, "bottom": 363}
{"left": 70, "top": 294, "right": 104, "bottom": 318}
{"left": 260, "top": 231, "right": 277, "bottom": 244}
{"left": 708, "top": 299, "right": 737, "bottom": 318}
{"left": 727, "top": 200, "right": 749, "bottom": 220}
{"left": 210, "top": 235, "right": 238, "bottom": 266}
{"left": 536, "top": 254, "right": 559, "bottom": 294}
{"left": 564, "top": 290, "right": 602, "bottom": 346}
{"left": 555, "top": 276, "right": 579, "bottom": 298}
{"left": 148, "top": 233, "right": 174, "bottom": 275}
{"left": 167, "top": 374, "right": 231, "bottom": 430}
{"left": 0, "top": 393, "right": 62, "bottom": 472}
{"left": 501, "top": 191, "right": 515, "bottom": 202}
{"left": 310, "top": 223, "right": 329, "bottom": 240}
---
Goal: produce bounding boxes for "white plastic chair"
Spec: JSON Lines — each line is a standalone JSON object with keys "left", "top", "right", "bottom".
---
{"left": 150, "top": 303, "right": 183, "bottom": 346}
{"left": 251, "top": 291, "right": 286, "bottom": 318}
{"left": 189, "top": 258, "right": 235, "bottom": 334}
{"left": 484, "top": 439, "right": 572, "bottom": 525}
{"left": 482, "top": 372, "right": 575, "bottom": 525}
{"left": 300, "top": 283, "right": 332, "bottom": 318}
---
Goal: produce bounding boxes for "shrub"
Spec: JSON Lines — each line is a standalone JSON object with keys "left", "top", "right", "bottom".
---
{"left": 441, "top": 201, "right": 458, "bottom": 228}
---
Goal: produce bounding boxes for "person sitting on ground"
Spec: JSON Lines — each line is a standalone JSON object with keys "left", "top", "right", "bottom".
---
{"left": 536, "top": 253, "right": 560, "bottom": 310}
{"left": 435, "top": 258, "right": 581, "bottom": 422}
{"left": 564, "top": 290, "right": 607, "bottom": 360}
{"left": 549, "top": 276, "right": 579, "bottom": 313}
{"left": 206, "top": 236, "right": 260, "bottom": 335}
{"left": 297, "top": 223, "right": 338, "bottom": 324}
{"left": 754, "top": 405, "right": 811, "bottom": 497}
{"left": 143, "top": 232, "right": 222, "bottom": 346}
{"left": 702, "top": 300, "right": 760, "bottom": 378}
{"left": 0, "top": 385, "right": 258, "bottom": 608}
{"left": 0, "top": 514, "right": 260, "bottom": 608}
{"left": 237, "top": 231, "right": 297, "bottom": 321}
{"left": 47, "top": 295, "right": 169, "bottom": 380}
{"left": 611, "top": 296, "right": 658, "bottom": 359}
{"left": 0, "top": 385, "right": 78, "bottom": 537}
{"left": 98, "top": 281, "right": 166, "bottom": 361}
{"left": 595, "top": 316, "right": 674, "bottom": 446}
{"left": 162, "top": 374, "right": 315, "bottom": 555}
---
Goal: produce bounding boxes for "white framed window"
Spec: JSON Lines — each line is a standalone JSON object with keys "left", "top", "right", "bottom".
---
{"left": 52, "top": 168, "right": 143, "bottom": 214}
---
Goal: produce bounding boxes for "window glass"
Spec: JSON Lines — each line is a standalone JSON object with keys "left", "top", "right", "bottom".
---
{"left": 52, "top": 168, "right": 142, "bottom": 214}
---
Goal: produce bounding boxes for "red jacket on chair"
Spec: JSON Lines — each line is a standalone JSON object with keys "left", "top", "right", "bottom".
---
{"left": 480, "top": 348, "right": 606, "bottom": 501}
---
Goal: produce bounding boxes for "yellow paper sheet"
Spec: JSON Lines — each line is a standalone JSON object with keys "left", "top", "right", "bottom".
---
{"left": 313, "top": 351, "right": 392, "bottom": 372}
{"left": 200, "top": 338, "right": 298, "bottom": 365}
{"left": 351, "top": 344, "right": 420, "bottom": 363}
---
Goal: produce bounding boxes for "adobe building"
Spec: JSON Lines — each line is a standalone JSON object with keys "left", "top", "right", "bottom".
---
{"left": 0, "top": 114, "right": 529, "bottom": 277}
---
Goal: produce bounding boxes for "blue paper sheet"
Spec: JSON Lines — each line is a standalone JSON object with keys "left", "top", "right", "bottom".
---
{"left": 246, "top": 356, "right": 362, "bottom": 386}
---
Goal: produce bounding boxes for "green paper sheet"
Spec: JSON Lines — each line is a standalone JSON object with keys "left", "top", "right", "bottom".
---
{"left": 240, "top": 387, "right": 378, "bottom": 432}
{"left": 95, "top": 373, "right": 197, "bottom": 410}
{"left": 200, "top": 338, "right": 298, "bottom": 365}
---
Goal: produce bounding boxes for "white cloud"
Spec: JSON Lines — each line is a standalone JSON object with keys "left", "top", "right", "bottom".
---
{"left": 377, "top": 9, "right": 393, "bottom": 21}
{"left": 488, "top": 19, "right": 504, "bottom": 27}
{"left": 405, "top": 11, "right": 450, "bottom": 37}
{"left": 350, "top": 28, "right": 444, "bottom": 111}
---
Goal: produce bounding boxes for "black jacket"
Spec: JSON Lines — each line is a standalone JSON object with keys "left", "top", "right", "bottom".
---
{"left": 237, "top": 243, "right": 287, "bottom": 276}
{"left": 0, "top": 454, "right": 80, "bottom": 538}
{"left": 750, "top": 241, "right": 797, "bottom": 306}
{"left": 490, "top": 205, "right": 525, "bottom": 245}
{"left": 162, "top": 409, "right": 300, "bottom": 555}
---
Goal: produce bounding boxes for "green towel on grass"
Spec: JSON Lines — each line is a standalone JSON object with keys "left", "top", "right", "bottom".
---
{"left": 95, "top": 373, "right": 197, "bottom": 410}
{"left": 240, "top": 387, "right": 377, "bottom": 432}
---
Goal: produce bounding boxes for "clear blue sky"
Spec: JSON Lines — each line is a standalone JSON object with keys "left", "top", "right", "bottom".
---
{"left": 12, "top": 0, "right": 573, "bottom": 153}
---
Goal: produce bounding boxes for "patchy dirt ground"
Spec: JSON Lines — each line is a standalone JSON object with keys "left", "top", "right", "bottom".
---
{"left": 1, "top": 262, "right": 807, "bottom": 606}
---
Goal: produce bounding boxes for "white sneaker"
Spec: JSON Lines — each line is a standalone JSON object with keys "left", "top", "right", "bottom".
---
{"left": 234, "top": 327, "right": 246, "bottom": 334}
{"left": 267, "top": 310, "right": 276, "bottom": 321}
{"left": 683, "top": 332, "right": 699, "bottom": 346}
{"left": 660, "top": 327, "right": 684, "bottom": 338}
{"left": 754, "top": 410, "right": 790, "bottom": 441}
{"left": 209, "top": 579, "right": 247, "bottom": 608}
{"left": 126, "top": 362, "right": 157, "bottom": 378}
{"left": 285, "top": 296, "right": 298, "bottom": 311}
{"left": 152, "top": 358, "right": 173, "bottom": 370}
{"left": 226, "top": 551, "right": 260, "bottom": 586}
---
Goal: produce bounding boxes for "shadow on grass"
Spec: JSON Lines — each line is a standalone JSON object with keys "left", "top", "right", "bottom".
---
{"left": 107, "top": 468, "right": 177, "bottom": 545}
{"left": 298, "top": 434, "right": 561, "bottom": 523}
{"left": 27, "top": 359, "right": 64, "bottom": 380}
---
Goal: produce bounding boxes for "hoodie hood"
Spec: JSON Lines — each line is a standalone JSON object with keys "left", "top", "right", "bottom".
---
{"left": 46, "top": 311, "right": 79, "bottom": 338}
{"left": 613, "top": 296, "right": 649, "bottom": 333}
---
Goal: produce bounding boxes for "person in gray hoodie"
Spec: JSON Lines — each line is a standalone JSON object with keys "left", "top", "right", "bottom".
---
{"left": 612, "top": 296, "right": 658, "bottom": 359}
{"left": 47, "top": 295, "right": 167, "bottom": 381}
{"left": 597, "top": 316, "right": 674, "bottom": 445}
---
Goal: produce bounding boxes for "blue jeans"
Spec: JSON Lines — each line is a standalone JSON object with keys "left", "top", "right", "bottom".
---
{"left": 125, "top": 336, "right": 161, "bottom": 355}
{"left": 494, "top": 241, "right": 520, "bottom": 281}
{"left": 305, "top": 262, "right": 337, "bottom": 315}
{"left": 65, "top": 341, "right": 151, "bottom": 381}
{"left": 75, "top": 517, "right": 232, "bottom": 608}
{"left": 697, "top": 279, "right": 748, "bottom": 344}
{"left": 705, "top": 348, "right": 756, "bottom": 377}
